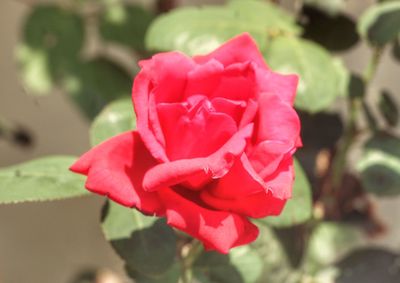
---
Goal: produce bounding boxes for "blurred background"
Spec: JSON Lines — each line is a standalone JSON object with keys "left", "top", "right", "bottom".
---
{"left": 1, "top": 0, "right": 400, "bottom": 282}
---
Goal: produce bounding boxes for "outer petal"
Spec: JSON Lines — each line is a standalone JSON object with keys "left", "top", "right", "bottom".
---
{"left": 255, "top": 66, "right": 299, "bottom": 105}
{"left": 256, "top": 92, "right": 301, "bottom": 145}
{"left": 194, "top": 33, "right": 268, "bottom": 69}
{"left": 159, "top": 187, "right": 259, "bottom": 253}
{"left": 142, "top": 124, "right": 253, "bottom": 192}
{"left": 201, "top": 154, "right": 286, "bottom": 218}
{"left": 70, "top": 131, "right": 164, "bottom": 215}
{"left": 133, "top": 52, "right": 196, "bottom": 162}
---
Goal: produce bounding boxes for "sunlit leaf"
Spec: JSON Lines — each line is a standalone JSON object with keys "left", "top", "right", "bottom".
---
{"left": 90, "top": 98, "right": 135, "bottom": 146}
{"left": 146, "top": 0, "right": 300, "bottom": 56}
{"left": 264, "top": 37, "right": 349, "bottom": 113}
{"left": 356, "top": 134, "right": 400, "bottom": 196}
{"left": 101, "top": 201, "right": 177, "bottom": 276}
{"left": 358, "top": 2, "right": 400, "bottom": 46}
{"left": 0, "top": 156, "right": 87, "bottom": 204}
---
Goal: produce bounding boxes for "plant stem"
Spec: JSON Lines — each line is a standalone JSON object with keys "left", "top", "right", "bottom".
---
{"left": 331, "top": 47, "right": 384, "bottom": 189}
{"left": 180, "top": 240, "right": 203, "bottom": 283}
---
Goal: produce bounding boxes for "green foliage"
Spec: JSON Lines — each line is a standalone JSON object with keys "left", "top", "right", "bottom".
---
{"left": 335, "top": 248, "right": 400, "bottom": 283}
{"left": 304, "top": 223, "right": 364, "bottom": 274}
{"left": 16, "top": 5, "right": 84, "bottom": 95}
{"left": 101, "top": 201, "right": 177, "bottom": 276}
{"left": 357, "top": 134, "right": 400, "bottom": 196}
{"left": 194, "top": 246, "right": 263, "bottom": 283}
{"left": 62, "top": 58, "right": 132, "bottom": 119}
{"left": 90, "top": 98, "right": 135, "bottom": 146}
{"left": 358, "top": 1, "right": 400, "bottom": 46}
{"left": 126, "top": 264, "right": 181, "bottom": 283}
{"left": 99, "top": 4, "right": 154, "bottom": 51}
{"left": 146, "top": 0, "right": 300, "bottom": 55}
{"left": 0, "top": 156, "right": 88, "bottom": 204}
{"left": 379, "top": 90, "right": 399, "bottom": 127}
{"left": 260, "top": 159, "right": 312, "bottom": 228}
{"left": 264, "top": 37, "right": 349, "bottom": 113}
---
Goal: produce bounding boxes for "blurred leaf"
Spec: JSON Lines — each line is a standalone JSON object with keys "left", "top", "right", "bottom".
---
{"left": 356, "top": 134, "right": 400, "bottom": 196}
{"left": 126, "top": 263, "right": 180, "bottom": 283}
{"left": 0, "top": 156, "right": 88, "bottom": 204}
{"left": 146, "top": 0, "right": 300, "bottom": 55}
{"left": 335, "top": 248, "right": 400, "bottom": 283}
{"left": 304, "top": 222, "right": 364, "bottom": 274}
{"left": 304, "top": 0, "right": 346, "bottom": 16}
{"left": 194, "top": 246, "right": 263, "bottom": 283}
{"left": 379, "top": 89, "right": 399, "bottom": 127}
{"left": 264, "top": 37, "right": 349, "bottom": 113}
{"left": 62, "top": 58, "right": 132, "bottom": 119}
{"left": 90, "top": 98, "right": 135, "bottom": 146}
{"left": 302, "top": 6, "right": 359, "bottom": 51}
{"left": 272, "top": 225, "right": 309, "bottom": 268}
{"left": 260, "top": 159, "right": 312, "bottom": 227}
{"left": 99, "top": 4, "right": 154, "bottom": 51}
{"left": 101, "top": 201, "right": 177, "bottom": 276}
{"left": 250, "top": 225, "right": 295, "bottom": 283}
{"left": 16, "top": 5, "right": 84, "bottom": 95}
{"left": 358, "top": 2, "right": 400, "bottom": 47}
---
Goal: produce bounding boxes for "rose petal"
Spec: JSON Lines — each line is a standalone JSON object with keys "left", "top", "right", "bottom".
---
{"left": 256, "top": 67, "right": 299, "bottom": 105}
{"left": 201, "top": 154, "right": 286, "bottom": 218}
{"left": 263, "top": 157, "right": 295, "bottom": 199}
{"left": 70, "top": 131, "right": 164, "bottom": 215}
{"left": 194, "top": 33, "right": 268, "bottom": 69}
{"left": 157, "top": 97, "right": 238, "bottom": 160}
{"left": 133, "top": 52, "right": 195, "bottom": 162}
{"left": 142, "top": 124, "right": 254, "bottom": 192}
{"left": 159, "top": 187, "right": 259, "bottom": 253}
{"left": 256, "top": 92, "right": 301, "bottom": 145}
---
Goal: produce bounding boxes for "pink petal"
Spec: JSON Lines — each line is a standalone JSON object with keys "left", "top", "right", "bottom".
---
{"left": 256, "top": 92, "right": 301, "bottom": 145}
{"left": 194, "top": 33, "right": 268, "bottom": 69}
{"left": 70, "top": 131, "right": 164, "bottom": 215}
{"left": 157, "top": 97, "right": 238, "bottom": 160}
{"left": 158, "top": 187, "right": 259, "bottom": 253}
{"left": 256, "top": 67, "right": 299, "bottom": 105}
{"left": 133, "top": 52, "right": 195, "bottom": 162}
{"left": 201, "top": 154, "right": 286, "bottom": 218}
{"left": 142, "top": 124, "right": 254, "bottom": 192}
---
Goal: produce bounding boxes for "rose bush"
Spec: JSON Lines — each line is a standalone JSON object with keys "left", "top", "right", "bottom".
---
{"left": 70, "top": 33, "right": 301, "bottom": 253}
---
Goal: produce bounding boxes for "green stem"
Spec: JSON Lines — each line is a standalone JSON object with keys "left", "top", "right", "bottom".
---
{"left": 180, "top": 240, "right": 203, "bottom": 283}
{"left": 331, "top": 47, "right": 384, "bottom": 189}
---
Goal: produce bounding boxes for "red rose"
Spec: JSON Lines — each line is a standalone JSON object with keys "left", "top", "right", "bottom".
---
{"left": 71, "top": 33, "right": 301, "bottom": 253}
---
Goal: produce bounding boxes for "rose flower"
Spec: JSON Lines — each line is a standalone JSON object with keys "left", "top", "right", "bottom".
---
{"left": 71, "top": 33, "right": 301, "bottom": 253}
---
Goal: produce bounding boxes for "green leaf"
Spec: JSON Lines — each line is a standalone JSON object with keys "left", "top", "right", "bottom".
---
{"left": 358, "top": 2, "right": 400, "bottom": 46}
{"left": 260, "top": 159, "right": 312, "bottom": 227}
{"left": 99, "top": 4, "right": 154, "bottom": 51}
{"left": 146, "top": 1, "right": 300, "bottom": 56}
{"left": 392, "top": 37, "right": 400, "bottom": 61}
{"left": 194, "top": 246, "right": 263, "bottom": 283}
{"left": 101, "top": 201, "right": 177, "bottom": 276}
{"left": 356, "top": 134, "right": 400, "bottom": 196}
{"left": 16, "top": 5, "right": 84, "bottom": 95}
{"left": 335, "top": 248, "right": 400, "bottom": 283}
{"left": 379, "top": 89, "right": 399, "bottom": 127}
{"left": 126, "top": 263, "right": 180, "bottom": 283}
{"left": 304, "top": 222, "right": 364, "bottom": 274}
{"left": 90, "top": 98, "right": 135, "bottom": 146}
{"left": 62, "top": 58, "right": 132, "bottom": 119}
{"left": 0, "top": 156, "right": 88, "bottom": 204}
{"left": 264, "top": 37, "right": 349, "bottom": 113}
